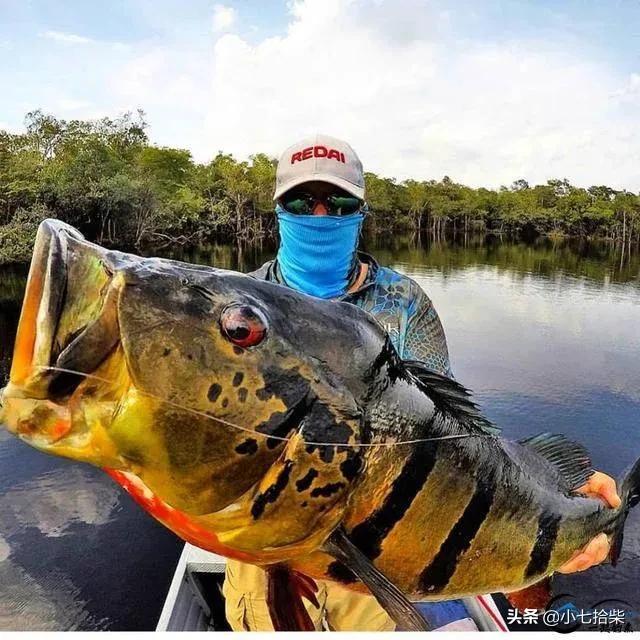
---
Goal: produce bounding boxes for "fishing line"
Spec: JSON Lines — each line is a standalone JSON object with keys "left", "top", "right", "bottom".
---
{"left": 36, "top": 365, "right": 492, "bottom": 449}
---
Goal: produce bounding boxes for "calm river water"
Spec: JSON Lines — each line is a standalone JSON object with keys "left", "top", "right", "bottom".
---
{"left": 0, "top": 234, "right": 638, "bottom": 630}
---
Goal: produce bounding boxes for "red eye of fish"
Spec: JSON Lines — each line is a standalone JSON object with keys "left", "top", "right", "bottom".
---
{"left": 220, "top": 304, "right": 268, "bottom": 348}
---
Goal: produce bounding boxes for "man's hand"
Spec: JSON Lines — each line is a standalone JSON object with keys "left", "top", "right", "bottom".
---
{"left": 557, "top": 471, "right": 621, "bottom": 574}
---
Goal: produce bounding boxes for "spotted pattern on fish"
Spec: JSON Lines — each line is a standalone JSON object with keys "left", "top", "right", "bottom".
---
{"left": 302, "top": 403, "right": 359, "bottom": 464}
{"left": 251, "top": 460, "right": 294, "bottom": 519}
{"left": 339, "top": 452, "right": 363, "bottom": 481}
{"left": 207, "top": 383, "right": 222, "bottom": 402}
{"left": 296, "top": 468, "right": 319, "bottom": 492}
{"left": 310, "top": 482, "right": 346, "bottom": 498}
{"left": 256, "top": 394, "right": 309, "bottom": 449}
{"left": 235, "top": 439, "right": 258, "bottom": 455}
{"left": 525, "top": 511, "right": 562, "bottom": 579}
{"left": 232, "top": 372, "right": 244, "bottom": 387}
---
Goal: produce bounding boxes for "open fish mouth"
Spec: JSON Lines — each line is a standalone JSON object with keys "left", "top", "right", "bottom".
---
{"left": 1, "top": 220, "right": 123, "bottom": 446}
{"left": 9, "top": 219, "right": 75, "bottom": 392}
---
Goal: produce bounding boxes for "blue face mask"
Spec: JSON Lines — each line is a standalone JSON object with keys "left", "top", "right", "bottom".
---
{"left": 275, "top": 205, "right": 364, "bottom": 299}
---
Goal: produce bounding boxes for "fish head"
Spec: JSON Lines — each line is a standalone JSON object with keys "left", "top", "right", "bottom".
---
{"left": 1, "top": 220, "right": 387, "bottom": 515}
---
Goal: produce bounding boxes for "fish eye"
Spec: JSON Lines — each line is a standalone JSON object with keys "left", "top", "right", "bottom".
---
{"left": 220, "top": 304, "right": 268, "bottom": 348}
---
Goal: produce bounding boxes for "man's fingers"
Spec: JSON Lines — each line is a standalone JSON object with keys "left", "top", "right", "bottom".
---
{"left": 576, "top": 472, "right": 622, "bottom": 508}
{"left": 558, "top": 552, "right": 592, "bottom": 574}
{"left": 559, "top": 472, "right": 618, "bottom": 576}
{"left": 596, "top": 476, "right": 622, "bottom": 508}
{"left": 557, "top": 533, "right": 610, "bottom": 574}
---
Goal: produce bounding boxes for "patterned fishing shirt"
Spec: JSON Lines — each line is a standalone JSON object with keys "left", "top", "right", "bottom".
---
{"left": 250, "top": 252, "right": 453, "bottom": 378}
{"left": 248, "top": 255, "right": 484, "bottom": 630}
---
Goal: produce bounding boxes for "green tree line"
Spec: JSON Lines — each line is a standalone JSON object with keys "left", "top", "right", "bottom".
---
{"left": 1, "top": 110, "right": 639, "bottom": 265}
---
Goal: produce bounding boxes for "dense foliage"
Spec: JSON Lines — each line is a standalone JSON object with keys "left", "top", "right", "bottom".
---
{"left": 1, "top": 110, "right": 639, "bottom": 264}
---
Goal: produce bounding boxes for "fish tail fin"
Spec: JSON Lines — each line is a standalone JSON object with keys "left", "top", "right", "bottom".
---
{"left": 609, "top": 457, "right": 640, "bottom": 566}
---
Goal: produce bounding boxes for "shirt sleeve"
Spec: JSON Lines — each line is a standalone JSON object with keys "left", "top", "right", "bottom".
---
{"left": 400, "top": 282, "right": 453, "bottom": 378}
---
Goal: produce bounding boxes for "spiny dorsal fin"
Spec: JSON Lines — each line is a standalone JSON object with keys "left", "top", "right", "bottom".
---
{"left": 403, "top": 360, "right": 500, "bottom": 436}
{"left": 518, "top": 433, "right": 594, "bottom": 492}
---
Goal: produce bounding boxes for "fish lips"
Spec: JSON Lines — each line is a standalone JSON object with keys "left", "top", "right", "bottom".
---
{"left": 9, "top": 219, "right": 121, "bottom": 398}
{"left": 9, "top": 219, "right": 74, "bottom": 391}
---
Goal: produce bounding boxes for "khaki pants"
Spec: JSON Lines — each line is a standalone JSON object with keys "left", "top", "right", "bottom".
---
{"left": 223, "top": 559, "right": 396, "bottom": 631}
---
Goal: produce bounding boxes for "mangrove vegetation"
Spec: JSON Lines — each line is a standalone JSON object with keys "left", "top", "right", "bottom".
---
{"left": 1, "top": 110, "right": 639, "bottom": 265}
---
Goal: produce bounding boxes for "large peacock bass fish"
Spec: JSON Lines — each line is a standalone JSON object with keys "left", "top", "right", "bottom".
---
{"left": 2, "top": 220, "right": 639, "bottom": 630}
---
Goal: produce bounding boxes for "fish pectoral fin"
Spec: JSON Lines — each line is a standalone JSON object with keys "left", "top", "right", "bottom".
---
{"left": 266, "top": 564, "right": 318, "bottom": 631}
{"left": 323, "top": 527, "right": 431, "bottom": 632}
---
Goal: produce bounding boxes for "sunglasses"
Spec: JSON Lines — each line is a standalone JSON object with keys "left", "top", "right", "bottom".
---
{"left": 281, "top": 192, "right": 364, "bottom": 216}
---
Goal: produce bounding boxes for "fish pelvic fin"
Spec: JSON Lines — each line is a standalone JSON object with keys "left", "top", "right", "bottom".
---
{"left": 610, "top": 456, "right": 640, "bottom": 566}
{"left": 323, "top": 527, "right": 431, "bottom": 631}
{"left": 518, "top": 432, "right": 594, "bottom": 492}
{"left": 403, "top": 361, "right": 500, "bottom": 436}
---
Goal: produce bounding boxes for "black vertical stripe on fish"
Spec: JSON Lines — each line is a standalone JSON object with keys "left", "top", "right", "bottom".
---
{"left": 348, "top": 440, "right": 439, "bottom": 559}
{"left": 524, "top": 511, "right": 561, "bottom": 578}
{"left": 418, "top": 474, "right": 497, "bottom": 594}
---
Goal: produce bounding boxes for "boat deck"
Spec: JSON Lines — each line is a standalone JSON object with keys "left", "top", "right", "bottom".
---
{"left": 157, "top": 544, "right": 230, "bottom": 631}
{"left": 157, "top": 543, "right": 508, "bottom": 631}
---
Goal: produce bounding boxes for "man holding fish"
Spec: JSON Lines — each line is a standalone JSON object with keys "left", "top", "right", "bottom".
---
{"left": 1, "top": 135, "right": 629, "bottom": 633}
{"left": 223, "top": 135, "right": 621, "bottom": 631}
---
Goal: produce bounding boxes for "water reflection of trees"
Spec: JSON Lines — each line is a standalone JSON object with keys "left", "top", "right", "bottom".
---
{"left": 369, "top": 234, "right": 640, "bottom": 285}
{"left": 0, "top": 236, "right": 637, "bottom": 384}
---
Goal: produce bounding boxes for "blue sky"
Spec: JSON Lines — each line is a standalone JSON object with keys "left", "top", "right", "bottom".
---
{"left": 1, "top": 0, "right": 639, "bottom": 189}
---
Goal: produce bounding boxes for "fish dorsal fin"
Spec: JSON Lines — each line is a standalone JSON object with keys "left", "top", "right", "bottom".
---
{"left": 403, "top": 360, "right": 500, "bottom": 436}
{"left": 518, "top": 433, "right": 594, "bottom": 492}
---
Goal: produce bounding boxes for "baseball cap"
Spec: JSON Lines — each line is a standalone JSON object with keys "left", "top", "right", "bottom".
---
{"left": 274, "top": 134, "right": 365, "bottom": 201}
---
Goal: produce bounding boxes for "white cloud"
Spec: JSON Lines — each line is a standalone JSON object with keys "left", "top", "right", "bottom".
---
{"left": 613, "top": 72, "right": 640, "bottom": 103}
{"left": 199, "top": 0, "right": 640, "bottom": 190}
{"left": 22, "top": 1, "right": 640, "bottom": 191}
{"left": 212, "top": 4, "right": 237, "bottom": 33}
{"left": 40, "top": 30, "right": 93, "bottom": 45}
{"left": 0, "top": 121, "right": 20, "bottom": 134}
{"left": 56, "top": 98, "right": 92, "bottom": 111}
{"left": 0, "top": 534, "right": 9, "bottom": 562}
{"left": 109, "top": 46, "right": 210, "bottom": 130}
{"left": 0, "top": 467, "right": 119, "bottom": 538}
